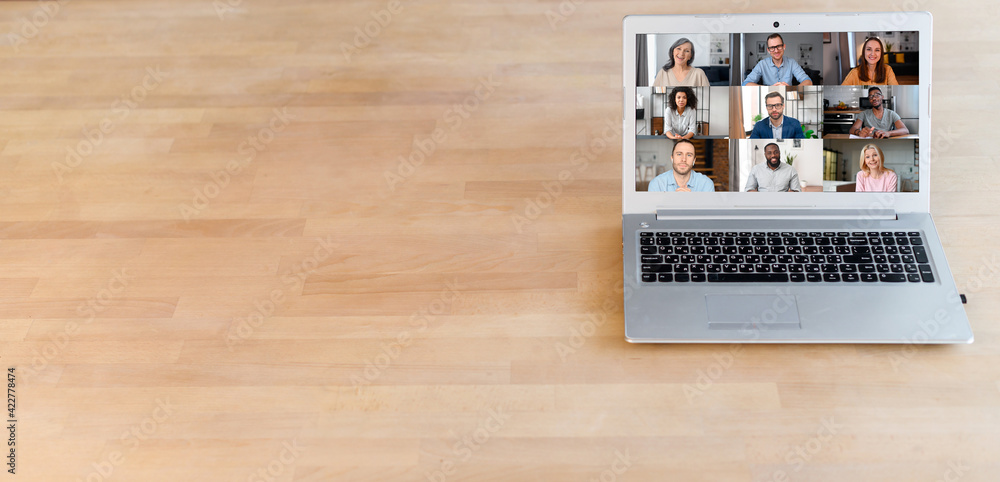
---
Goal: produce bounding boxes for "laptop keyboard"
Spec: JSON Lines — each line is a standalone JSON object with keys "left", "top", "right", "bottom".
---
{"left": 639, "top": 231, "right": 934, "bottom": 283}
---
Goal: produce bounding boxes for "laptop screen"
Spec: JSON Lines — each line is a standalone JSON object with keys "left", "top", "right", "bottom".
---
{"left": 634, "top": 30, "right": 920, "bottom": 195}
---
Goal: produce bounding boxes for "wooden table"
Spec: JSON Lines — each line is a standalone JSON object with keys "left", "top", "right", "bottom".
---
{"left": 1, "top": 1, "right": 997, "bottom": 481}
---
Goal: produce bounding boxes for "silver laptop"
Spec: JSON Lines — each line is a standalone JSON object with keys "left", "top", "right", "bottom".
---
{"left": 622, "top": 12, "right": 973, "bottom": 343}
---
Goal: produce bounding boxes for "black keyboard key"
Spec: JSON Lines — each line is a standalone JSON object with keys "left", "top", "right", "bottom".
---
{"left": 788, "top": 264, "right": 804, "bottom": 273}
{"left": 822, "top": 264, "right": 839, "bottom": 273}
{"left": 837, "top": 232, "right": 849, "bottom": 237}
{"left": 752, "top": 232, "right": 766, "bottom": 237}
{"left": 790, "top": 273, "right": 806, "bottom": 282}
{"left": 723, "top": 264, "right": 738, "bottom": 273}
{"left": 751, "top": 237, "right": 767, "bottom": 246}
{"left": 755, "top": 264, "right": 771, "bottom": 273}
{"left": 879, "top": 273, "right": 906, "bottom": 282}
{"left": 707, "top": 273, "right": 789, "bottom": 282}
{"left": 641, "top": 264, "right": 672, "bottom": 273}
{"left": 673, "top": 237, "right": 687, "bottom": 245}
{"left": 803, "top": 246, "right": 818, "bottom": 254}
{"left": 884, "top": 246, "right": 898, "bottom": 254}
{"left": 832, "top": 237, "right": 847, "bottom": 246}
{"left": 658, "top": 246, "right": 673, "bottom": 254}
{"left": 786, "top": 246, "right": 802, "bottom": 254}
{"left": 871, "top": 246, "right": 885, "bottom": 254}
{"left": 779, "top": 255, "right": 793, "bottom": 264}
{"left": 877, "top": 264, "right": 890, "bottom": 273}
{"left": 902, "top": 255, "right": 915, "bottom": 264}
{"left": 657, "top": 237, "right": 671, "bottom": 245}
{"left": 920, "top": 269, "right": 934, "bottom": 283}
{"left": 641, "top": 255, "right": 663, "bottom": 263}
{"left": 674, "top": 246, "right": 689, "bottom": 254}
{"left": 806, "top": 273, "right": 822, "bottom": 282}
{"left": 819, "top": 246, "right": 835, "bottom": 255}
{"left": 640, "top": 238, "right": 654, "bottom": 246}
{"left": 800, "top": 238, "right": 815, "bottom": 246}
{"left": 738, "top": 264, "right": 755, "bottom": 273}
{"left": 656, "top": 232, "right": 670, "bottom": 237}
{"left": 771, "top": 264, "right": 787, "bottom": 273}
{"left": 746, "top": 255, "right": 761, "bottom": 264}
{"left": 706, "top": 246, "right": 721, "bottom": 255}
{"left": 907, "top": 274, "right": 921, "bottom": 282}
{"left": 736, "top": 237, "right": 750, "bottom": 246}
{"left": 851, "top": 232, "right": 865, "bottom": 237}
{"left": 894, "top": 232, "right": 906, "bottom": 236}
{"left": 805, "top": 264, "right": 821, "bottom": 273}
{"left": 842, "top": 273, "right": 860, "bottom": 282}
{"left": 664, "top": 255, "right": 679, "bottom": 263}
{"left": 783, "top": 237, "right": 798, "bottom": 246}
{"left": 706, "top": 264, "right": 722, "bottom": 273}
{"left": 888, "top": 255, "right": 901, "bottom": 264}
{"left": 681, "top": 255, "right": 696, "bottom": 264}
{"left": 738, "top": 246, "right": 753, "bottom": 255}
{"left": 810, "top": 255, "right": 826, "bottom": 263}
{"left": 658, "top": 273, "right": 673, "bottom": 282}
{"left": 712, "top": 255, "right": 727, "bottom": 263}
{"left": 868, "top": 237, "right": 882, "bottom": 245}
{"left": 696, "top": 255, "right": 712, "bottom": 264}
{"left": 882, "top": 237, "right": 895, "bottom": 246}
{"left": 762, "top": 255, "right": 777, "bottom": 264}
{"left": 823, "top": 273, "right": 841, "bottom": 282}
{"left": 913, "top": 246, "right": 928, "bottom": 263}
{"left": 836, "top": 246, "right": 851, "bottom": 255}
{"left": 880, "top": 231, "right": 893, "bottom": 237}
{"left": 683, "top": 232, "right": 696, "bottom": 237}
{"left": 841, "top": 264, "right": 858, "bottom": 273}
{"left": 826, "top": 255, "right": 842, "bottom": 264}
{"left": 848, "top": 237, "right": 867, "bottom": 245}
{"left": 641, "top": 246, "right": 656, "bottom": 255}
{"left": 673, "top": 264, "right": 689, "bottom": 273}
{"left": 858, "top": 264, "right": 876, "bottom": 273}
{"left": 843, "top": 255, "right": 873, "bottom": 264}
{"left": 728, "top": 255, "right": 743, "bottom": 264}
{"left": 815, "top": 237, "right": 831, "bottom": 245}
{"left": 767, "top": 237, "right": 782, "bottom": 246}
{"left": 642, "top": 273, "right": 656, "bottom": 282}
{"left": 895, "top": 237, "right": 909, "bottom": 245}
{"left": 697, "top": 232, "right": 710, "bottom": 237}
{"left": 861, "top": 273, "right": 878, "bottom": 282}
{"left": 722, "top": 246, "right": 737, "bottom": 254}
{"left": 691, "top": 273, "right": 707, "bottom": 282}
{"left": 691, "top": 264, "right": 706, "bottom": 273}
{"left": 851, "top": 246, "right": 871, "bottom": 255}
{"left": 754, "top": 246, "right": 769, "bottom": 254}
{"left": 908, "top": 231, "right": 920, "bottom": 236}
{"left": 890, "top": 264, "right": 904, "bottom": 273}
{"left": 874, "top": 255, "right": 888, "bottom": 264}
{"left": 674, "top": 273, "right": 690, "bottom": 282}
{"left": 688, "top": 238, "right": 703, "bottom": 246}
{"left": 640, "top": 232, "right": 654, "bottom": 237}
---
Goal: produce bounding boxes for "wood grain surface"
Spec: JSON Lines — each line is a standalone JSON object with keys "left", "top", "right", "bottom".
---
{"left": 1, "top": 1, "right": 998, "bottom": 481}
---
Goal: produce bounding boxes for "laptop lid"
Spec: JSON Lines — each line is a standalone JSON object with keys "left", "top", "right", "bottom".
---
{"left": 622, "top": 13, "right": 932, "bottom": 217}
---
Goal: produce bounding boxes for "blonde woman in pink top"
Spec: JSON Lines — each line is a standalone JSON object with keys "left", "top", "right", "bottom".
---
{"left": 855, "top": 144, "right": 897, "bottom": 192}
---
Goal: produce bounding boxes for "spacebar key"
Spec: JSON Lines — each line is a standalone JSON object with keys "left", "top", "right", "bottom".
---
{"left": 708, "top": 273, "right": 789, "bottom": 282}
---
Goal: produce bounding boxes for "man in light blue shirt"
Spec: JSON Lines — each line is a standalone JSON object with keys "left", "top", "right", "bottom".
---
{"left": 743, "top": 34, "right": 813, "bottom": 87}
{"left": 648, "top": 139, "right": 715, "bottom": 192}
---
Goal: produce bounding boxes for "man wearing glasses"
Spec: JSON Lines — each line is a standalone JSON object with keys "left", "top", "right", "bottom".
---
{"left": 749, "top": 92, "right": 804, "bottom": 139}
{"left": 850, "top": 87, "right": 910, "bottom": 138}
{"left": 743, "top": 34, "right": 813, "bottom": 86}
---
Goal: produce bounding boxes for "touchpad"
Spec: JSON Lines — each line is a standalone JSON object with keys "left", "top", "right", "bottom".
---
{"left": 706, "top": 294, "right": 801, "bottom": 330}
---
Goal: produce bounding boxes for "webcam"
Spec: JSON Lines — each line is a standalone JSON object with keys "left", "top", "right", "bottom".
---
{"left": 773, "top": 21, "right": 780, "bottom": 28}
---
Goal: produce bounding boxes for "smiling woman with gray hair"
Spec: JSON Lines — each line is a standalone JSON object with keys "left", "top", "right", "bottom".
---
{"left": 652, "top": 37, "right": 709, "bottom": 87}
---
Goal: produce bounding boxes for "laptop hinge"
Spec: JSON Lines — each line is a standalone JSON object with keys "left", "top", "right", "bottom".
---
{"left": 655, "top": 208, "right": 897, "bottom": 221}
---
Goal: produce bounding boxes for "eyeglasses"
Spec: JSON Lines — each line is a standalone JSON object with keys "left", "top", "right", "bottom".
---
{"left": 767, "top": 44, "right": 784, "bottom": 52}
{"left": 765, "top": 103, "right": 784, "bottom": 110}
{"left": 868, "top": 92, "right": 883, "bottom": 98}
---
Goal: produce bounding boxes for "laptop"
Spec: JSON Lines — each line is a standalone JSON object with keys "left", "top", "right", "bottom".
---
{"left": 622, "top": 12, "right": 974, "bottom": 343}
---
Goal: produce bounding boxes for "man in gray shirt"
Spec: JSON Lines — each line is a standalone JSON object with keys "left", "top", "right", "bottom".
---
{"left": 850, "top": 87, "right": 910, "bottom": 138}
{"left": 746, "top": 143, "right": 801, "bottom": 192}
